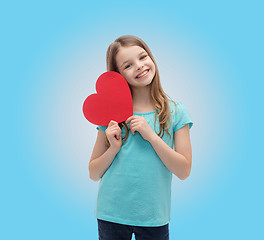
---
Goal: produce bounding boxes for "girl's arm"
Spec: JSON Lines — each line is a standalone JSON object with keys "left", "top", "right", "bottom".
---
{"left": 89, "top": 129, "right": 119, "bottom": 181}
{"left": 149, "top": 124, "right": 192, "bottom": 180}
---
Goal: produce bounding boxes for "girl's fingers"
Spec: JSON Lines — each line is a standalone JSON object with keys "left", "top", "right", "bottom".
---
{"left": 108, "top": 120, "right": 118, "bottom": 127}
{"left": 108, "top": 121, "right": 121, "bottom": 140}
{"left": 111, "top": 126, "right": 121, "bottom": 140}
{"left": 110, "top": 125, "right": 119, "bottom": 131}
{"left": 117, "top": 128, "right": 121, "bottom": 139}
{"left": 115, "top": 132, "right": 121, "bottom": 140}
{"left": 130, "top": 126, "right": 134, "bottom": 135}
{"left": 130, "top": 123, "right": 139, "bottom": 135}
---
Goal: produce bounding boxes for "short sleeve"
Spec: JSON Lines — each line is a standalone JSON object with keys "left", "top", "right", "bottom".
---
{"left": 172, "top": 102, "right": 193, "bottom": 132}
{"left": 96, "top": 125, "right": 107, "bottom": 132}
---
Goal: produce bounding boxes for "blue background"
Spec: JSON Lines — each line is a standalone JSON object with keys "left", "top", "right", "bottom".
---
{"left": 1, "top": 0, "right": 263, "bottom": 239}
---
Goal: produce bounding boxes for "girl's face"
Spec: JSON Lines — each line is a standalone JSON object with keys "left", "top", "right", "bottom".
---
{"left": 116, "top": 46, "right": 156, "bottom": 89}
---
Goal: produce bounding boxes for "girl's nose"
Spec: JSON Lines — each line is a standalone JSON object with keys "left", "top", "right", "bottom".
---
{"left": 136, "top": 63, "right": 144, "bottom": 70}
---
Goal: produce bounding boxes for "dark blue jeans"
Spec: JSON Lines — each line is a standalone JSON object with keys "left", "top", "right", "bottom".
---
{"left": 97, "top": 219, "right": 169, "bottom": 240}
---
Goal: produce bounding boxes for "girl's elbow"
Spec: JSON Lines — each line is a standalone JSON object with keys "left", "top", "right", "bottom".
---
{"left": 89, "top": 173, "right": 101, "bottom": 182}
{"left": 179, "top": 168, "right": 191, "bottom": 180}
{"left": 180, "top": 173, "right": 190, "bottom": 180}
{"left": 181, "top": 160, "right": 192, "bottom": 180}
{"left": 89, "top": 165, "right": 101, "bottom": 182}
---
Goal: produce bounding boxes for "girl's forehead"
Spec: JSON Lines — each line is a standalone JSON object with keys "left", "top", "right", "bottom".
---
{"left": 118, "top": 45, "right": 145, "bottom": 56}
{"left": 116, "top": 46, "right": 146, "bottom": 62}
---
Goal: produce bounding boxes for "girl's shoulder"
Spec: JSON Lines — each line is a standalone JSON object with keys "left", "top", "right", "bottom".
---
{"left": 168, "top": 99, "right": 180, "bottom": 113}
{"left": 168, "top": 100, "right": 193, "bottom": 130}
{"left": 168, "top": 100, "right": 189, "bottom": 116}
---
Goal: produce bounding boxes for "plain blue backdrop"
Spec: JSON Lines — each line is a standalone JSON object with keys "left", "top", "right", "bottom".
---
{"left": 1, "top": 0, "right": 263, "bottom": 239}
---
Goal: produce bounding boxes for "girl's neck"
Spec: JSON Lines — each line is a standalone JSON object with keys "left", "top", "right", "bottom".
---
{"left": 132, "top": 86, "right": 155, "bottom": 112}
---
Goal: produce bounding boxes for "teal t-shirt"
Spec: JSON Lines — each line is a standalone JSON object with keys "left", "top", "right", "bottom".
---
{"left": 95, "top": 100, "right": 193, "bottom": 227}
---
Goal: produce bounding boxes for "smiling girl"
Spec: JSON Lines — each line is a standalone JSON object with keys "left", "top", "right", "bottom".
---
{"left": 89, "top": 35, "right": 194, "bottom": 240}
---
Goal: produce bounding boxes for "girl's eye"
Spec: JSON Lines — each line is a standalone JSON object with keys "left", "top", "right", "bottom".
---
{"left": 124, "top": 55, "right": 147, "bottom": 69}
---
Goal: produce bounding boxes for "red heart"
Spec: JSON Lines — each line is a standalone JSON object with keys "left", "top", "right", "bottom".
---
{"left": 83, "top": 71, "right": 133, "bottom": 126}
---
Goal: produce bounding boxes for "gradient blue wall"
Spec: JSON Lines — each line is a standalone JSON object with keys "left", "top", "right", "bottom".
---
{"left": 1, "top": 0, "right": 262, "bottom": 239}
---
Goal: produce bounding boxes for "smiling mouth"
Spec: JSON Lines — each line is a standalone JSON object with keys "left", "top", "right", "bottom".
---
{"left": 136, "top": 69, "right": 150, "bottom": 78}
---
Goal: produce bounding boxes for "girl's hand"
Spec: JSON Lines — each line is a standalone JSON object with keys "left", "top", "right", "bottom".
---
{"left": 126, "top": 116, "right": 156, "bottom": 142}
{"left": 105, "top": 120, "right": 122, "bottom": 152}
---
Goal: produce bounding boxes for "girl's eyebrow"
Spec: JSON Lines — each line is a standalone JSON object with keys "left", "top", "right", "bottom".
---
{"left": 121, "top": 51, "right": 146, "bottom": 67}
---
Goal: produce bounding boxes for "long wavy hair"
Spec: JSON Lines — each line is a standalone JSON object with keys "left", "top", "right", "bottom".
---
{"left": 104, "top": 35, "right": 177, "bottom": 147}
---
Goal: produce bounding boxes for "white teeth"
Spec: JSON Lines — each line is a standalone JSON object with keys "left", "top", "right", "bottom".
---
{"left": 137, "top": 70, "right": 149, "bottom": 78}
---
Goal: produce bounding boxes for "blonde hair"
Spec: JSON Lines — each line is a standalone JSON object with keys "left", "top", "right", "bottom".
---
{"left": 104, "top": 35, "right": 177, "bottom": 147}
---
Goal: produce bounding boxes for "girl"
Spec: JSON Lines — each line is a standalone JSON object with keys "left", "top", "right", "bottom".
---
{"left": 89, "top": 35, "right": 193, "bottom": 240}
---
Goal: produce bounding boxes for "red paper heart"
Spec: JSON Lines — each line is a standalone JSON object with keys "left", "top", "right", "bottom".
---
{"left": 83, "top": 71, "right": 133, "bottom": 126}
